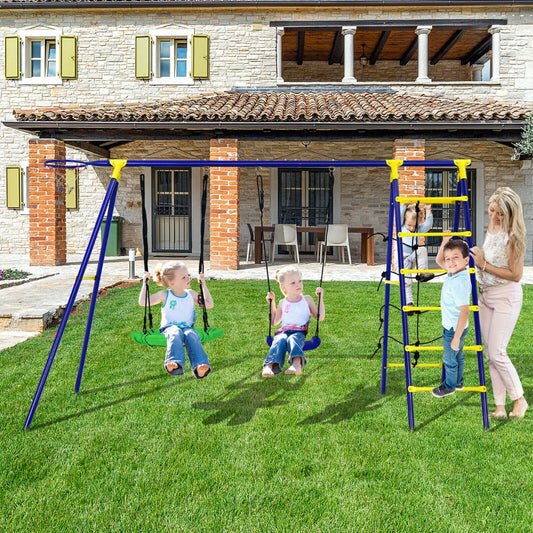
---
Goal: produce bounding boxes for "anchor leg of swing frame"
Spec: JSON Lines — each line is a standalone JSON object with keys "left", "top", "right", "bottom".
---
{"left": 24, "top": 176, "right": 120, "bottom": 430}
{"left": 75, "top": 179, "right": 120, "bottom": 393}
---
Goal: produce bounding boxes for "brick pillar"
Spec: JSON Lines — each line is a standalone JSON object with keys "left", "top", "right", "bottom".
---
{"left": 28, "top": 139, "right": 67, "bottom": 265}
{"left": 209, "top": 138, "right": 240, "bottom": 270}
{"left": 392, "top": 139, "right": 427, "bottom": 263}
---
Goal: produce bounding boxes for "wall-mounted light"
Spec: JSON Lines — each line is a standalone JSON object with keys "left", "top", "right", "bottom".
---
{"left": 359, "top": 43, "right": 369, "bottom": 67}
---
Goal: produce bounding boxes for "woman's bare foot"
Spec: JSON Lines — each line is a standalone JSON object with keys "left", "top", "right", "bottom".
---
{"left": 509, "top": 397, "right": 528, "bottom": 419}
{"left": 285, "top": 356, "right": 302, "bottom": 375}
{"left": 196, "top": 364, "right": 210, "bottom": 378}
{"left": 488, "top": 407, "right": 507, "bottom": 420}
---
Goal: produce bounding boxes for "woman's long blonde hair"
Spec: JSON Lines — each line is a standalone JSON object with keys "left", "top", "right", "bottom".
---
{"left": 489, "top": 186, "right": 527, "bottom": 260}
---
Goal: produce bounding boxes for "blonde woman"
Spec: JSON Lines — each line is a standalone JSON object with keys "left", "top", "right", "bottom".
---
{"left": 471, "top": 187, "right": 528, "bottom": 419}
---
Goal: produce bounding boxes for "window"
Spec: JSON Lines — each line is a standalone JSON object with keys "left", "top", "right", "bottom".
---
{"left": 5, "top": 27, "right": 77, "bottom": 83}
{"left": 30, "top": 39, "right": 57, "bottom": 78}
{"left": 135, "top": 25, "right": 209, "bottom": 83}
{"left": 425, "top": 168, "right": 476, "bottom": 256}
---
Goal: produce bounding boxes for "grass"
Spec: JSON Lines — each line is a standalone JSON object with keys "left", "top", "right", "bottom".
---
{"left": 1, "top": 279, "right": 532, "bottom": 532}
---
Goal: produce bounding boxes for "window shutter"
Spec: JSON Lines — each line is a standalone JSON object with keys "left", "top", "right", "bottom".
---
{"left": 5, "top": 36, "right": 21, "bottom": 80}
{"left": 6, "top": 166, "right": 22, "bottom": 209}
{"left": 191, "top": 35, "right": 209, "bottom": 79}
{"left": 65, "top": 168, "right": 79, "bottom": 209}
{"left": 59, "top": 35, "right": 78, "bottom": 79}
{"left": 135, "top": 35, "right": 152, "bottom": 79}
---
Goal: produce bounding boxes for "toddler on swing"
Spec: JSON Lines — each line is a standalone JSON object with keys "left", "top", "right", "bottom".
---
{"left": 139, "top": 261, "right": 213, "bottom": 379}
{"left": 262, "top": 266, "right": 325, "bottom": 377}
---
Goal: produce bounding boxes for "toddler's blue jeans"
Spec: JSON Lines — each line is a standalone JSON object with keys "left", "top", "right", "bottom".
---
{"left": 263, "top": 330, "right": 307, "bottom": 374}
{"left": 442, "top": 326, "right": 468, "bottom": 391}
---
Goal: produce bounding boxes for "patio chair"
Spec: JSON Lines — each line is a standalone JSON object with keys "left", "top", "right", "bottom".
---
{"left": 246, "top": 223, "right": 272, "bottom": 262}
{"left": 271, "top": 224, "right": 299, "bottom": 264}
{"left": 317, "top": 224, "right": 351, "bottom": 264}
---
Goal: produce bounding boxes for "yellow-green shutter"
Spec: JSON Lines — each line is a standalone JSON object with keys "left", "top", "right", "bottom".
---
{"left": 191, "top": 35, "right": 209, "bottom": 79}
{"left": 59, "top": 35, "right": 77, "bottom": 79}
{"left": 5, "top": 36, "right": 21, "bottom": 80}
{"left": 135, "top": 35, "right": 152, "bottom": 79}
{"left": 65, "top": 168, "right": 79, "bottom": 209}
{"left": 6, "top": 166, "right": 22, "bottom": 209}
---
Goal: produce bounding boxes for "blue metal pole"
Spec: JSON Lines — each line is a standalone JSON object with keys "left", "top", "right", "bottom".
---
{"left": 74, "top": 178, "right": 119, "bottom": 393}
{"left": 23, "top": 177, "right": 119, "bottom": 430}
{"left": 392, "top": 183, "right": 415, "bottom": 430}
{"left": 381, "top": 177, "right": 397, "bottom": 394}
{"left": 456, "top": 170, "right": 489, "bottom": 430}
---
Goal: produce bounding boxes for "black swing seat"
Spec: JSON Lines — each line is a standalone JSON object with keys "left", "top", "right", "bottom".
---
{"left": 266, "top": 335, "right": 321, "bottom": 351}
{"left": 131, "top": 327, "right": 224, "bottom": 348}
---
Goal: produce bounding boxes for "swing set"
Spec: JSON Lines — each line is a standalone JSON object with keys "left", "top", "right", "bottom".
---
{"left": 24, "top": 157, "right": 473, "bottom": 431}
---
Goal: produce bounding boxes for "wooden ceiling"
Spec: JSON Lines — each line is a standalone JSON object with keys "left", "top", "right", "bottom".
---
{"left": 282, "top": 28, "right": 491, "bottom": 65}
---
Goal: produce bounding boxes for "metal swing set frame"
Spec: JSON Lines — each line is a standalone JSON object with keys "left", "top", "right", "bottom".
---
{"left": 24, "top": 157, "right": 473, "bottom": 430}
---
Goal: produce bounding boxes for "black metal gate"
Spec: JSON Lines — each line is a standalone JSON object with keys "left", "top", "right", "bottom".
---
{"left": 152, "top": 168, "right": 192, "bottom": 253}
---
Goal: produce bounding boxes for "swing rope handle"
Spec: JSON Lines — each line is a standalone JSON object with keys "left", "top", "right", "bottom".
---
{"left": 314, "top": 168, "right": 334, "bottom": 337}
{"left": 140, "top": 174, "right": 153, "bottom": 333}
{"left": 198, "top": 173, "right": 210, "bottom": 333}
{"left": 256, "top": 173, "right": 272, "bottom": 339}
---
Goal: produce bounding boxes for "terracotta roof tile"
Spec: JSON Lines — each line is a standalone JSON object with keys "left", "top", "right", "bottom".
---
{"left": 12, "top": 91, "right": 532, "bottom": 123}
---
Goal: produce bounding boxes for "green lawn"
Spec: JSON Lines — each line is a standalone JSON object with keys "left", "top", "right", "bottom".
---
{"left": 1, "top": 280, "right": 532, "bottom": 532}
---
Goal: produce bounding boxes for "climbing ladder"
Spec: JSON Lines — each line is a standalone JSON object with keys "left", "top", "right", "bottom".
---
{"left": 381, "top": 159, "right": 489, "bottom": 431}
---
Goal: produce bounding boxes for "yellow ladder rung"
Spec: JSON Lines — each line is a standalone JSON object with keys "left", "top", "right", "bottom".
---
{"left": 398, "top": 231, "right": 471, "bottom": 238}
{"left": 396, "top": 196, "right": 468, "bottom": 204}
{"left": 400, "top": 268, "right": 476, "bottom": 275}
{"left": 385, "top": 280, "right": 400, "bottom": 286}
{"left": 408, "top": 385, "right": 487, "bottom": 393}
{"left": 405, "top": 345, "right": 483, "bottom": 352}
{"left": 403, "top": 305, "right": 479, "bottom": 312}
{"left": 388, "top": 363, "right": 443, "bottom": 368}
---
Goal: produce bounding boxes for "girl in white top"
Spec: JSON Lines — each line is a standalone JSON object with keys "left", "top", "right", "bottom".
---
{"left": 262, "top": 266, "right": 325, "bottom": 377}
{"left": 139, "top": 261, "right": 213, "bottom": 378}
{"left": 471, "top": 187, "right": 528, "bottom": 419}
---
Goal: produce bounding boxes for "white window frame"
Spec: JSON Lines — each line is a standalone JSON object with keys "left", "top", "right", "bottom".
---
{"left": 150, "top": 25, "right": 194, "bottom": 85}
{"left": 19, "top": 26, "right": 62, "bottom": 85}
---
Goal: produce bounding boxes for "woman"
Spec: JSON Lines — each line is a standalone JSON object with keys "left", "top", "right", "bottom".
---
{"left": 471, "top": 187, "right": 528, "bottom": 419}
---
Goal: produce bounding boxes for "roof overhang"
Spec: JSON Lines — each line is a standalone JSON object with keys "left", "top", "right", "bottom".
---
{"left": 4, "top": 119, "right": 525, "bottom": 158}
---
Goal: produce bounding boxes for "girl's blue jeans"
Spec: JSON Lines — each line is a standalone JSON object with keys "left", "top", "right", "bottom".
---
{"left": 161, "top": 325, "right": 211, "bottom": 379}
{"left": 442, "top": 326, "right": 468, "bottom": 391}
{"left": 263, "top": 330, "right": 307, "bottom": 374}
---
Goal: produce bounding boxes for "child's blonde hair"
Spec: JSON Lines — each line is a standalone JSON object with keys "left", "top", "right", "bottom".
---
{"left": 489, "top": 187, "right": 527, "bottom": 260}
{"left": 275, "top": 265, "right": 302, "bottom": 284}
{"left": 153, "top": 261, "right": 188, "bottom": 288}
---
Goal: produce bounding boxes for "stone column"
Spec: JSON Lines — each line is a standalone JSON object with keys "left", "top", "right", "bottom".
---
{"left": 472, "top": 63, "right": 484, "bottom": 81}
{"left": 489, "top": 25, "right": 501, "bottom": 82}
{"left": 415, "top": 26, "right": 432, "bottom": 83}
{"left": 28, "top": 139, "right": 67, "bottom": 266}
{"left": 209, "top": 138, "right": 240, "bottom": 270}
{"left": 342, "top": 26, "right": 357, "bottom": 83}
{"left": 276, "top": 27, "right": 284, "bottom": 83}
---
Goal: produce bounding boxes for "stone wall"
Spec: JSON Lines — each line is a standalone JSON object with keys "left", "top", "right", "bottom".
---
{"left": 0, "top": 5, "right": 532, "bottom": 263}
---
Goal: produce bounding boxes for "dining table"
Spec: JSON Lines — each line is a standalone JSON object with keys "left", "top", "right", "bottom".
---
{"left": 254, "top": 225, "right": 374, "bottom": 265}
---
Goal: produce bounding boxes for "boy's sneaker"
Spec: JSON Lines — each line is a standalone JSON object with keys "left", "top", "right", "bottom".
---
{"left": 432, "top": 384, "right": 455, "bottom": 398}
{"left": 406, "top": 302, "right": 414, "bottom": 316}
{"left": 418, "top": 273, "right": 435, "bottom": 282}
{"left": 455, "top": 382, "right": 464, "bottom": 391}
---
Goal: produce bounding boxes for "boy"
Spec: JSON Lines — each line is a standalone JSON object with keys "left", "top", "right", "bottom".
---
{"left": 432, "top": 237, "right": 471, "bottom": 398}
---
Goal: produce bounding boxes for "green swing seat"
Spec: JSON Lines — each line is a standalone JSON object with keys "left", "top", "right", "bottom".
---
{"left": 131, "top": 327, "right": 224, "bottom": 348}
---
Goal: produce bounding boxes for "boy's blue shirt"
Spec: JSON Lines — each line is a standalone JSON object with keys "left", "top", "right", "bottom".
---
{"left": 441, "top": 268, "right": 471, "bottom": 330}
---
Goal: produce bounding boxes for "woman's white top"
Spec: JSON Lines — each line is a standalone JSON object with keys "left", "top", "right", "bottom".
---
{"left": 477, "top": 230, "right": 511, "bottom": 289}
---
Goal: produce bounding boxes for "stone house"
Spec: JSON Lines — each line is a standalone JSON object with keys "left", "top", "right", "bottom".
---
{"left": 1, "top": 0, "right": 532, "bottom": 269}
